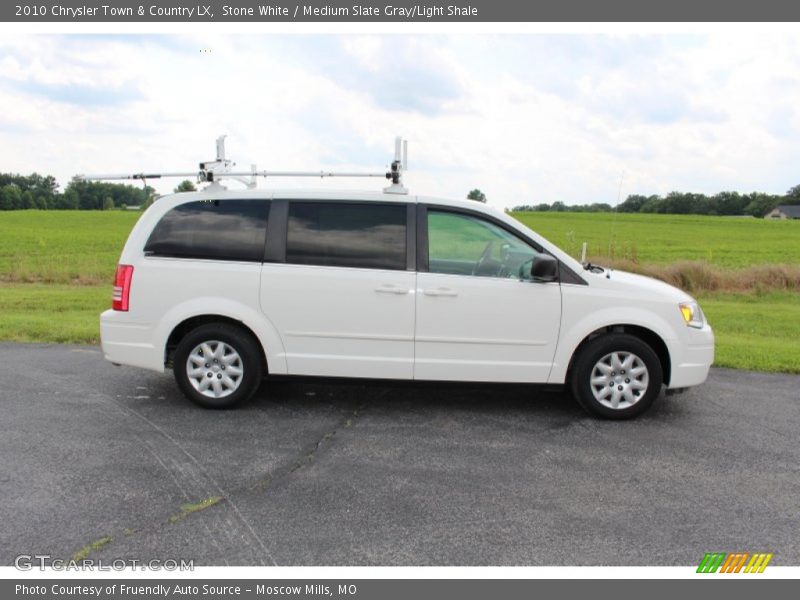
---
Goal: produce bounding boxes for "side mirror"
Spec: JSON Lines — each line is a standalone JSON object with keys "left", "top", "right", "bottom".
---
{"left": 531, "top": 254, "right": 558, "bottom": 282}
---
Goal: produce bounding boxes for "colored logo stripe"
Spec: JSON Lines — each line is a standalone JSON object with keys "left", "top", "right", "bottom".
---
{"left": 744, "top": 553, "right": 773, "bottom": 573}
{"left": 697, "top": 552, "right": 773, "bottom": 573}
{"left": 720, "top": 553, "right": 749, "bottom": 573}
{"left": 697, "top": 553, "right": 726, "bottom": 573}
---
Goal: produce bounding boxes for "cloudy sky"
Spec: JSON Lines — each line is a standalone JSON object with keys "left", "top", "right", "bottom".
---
{"left": 1, "top": 33, "right": 799, "bottom": 208}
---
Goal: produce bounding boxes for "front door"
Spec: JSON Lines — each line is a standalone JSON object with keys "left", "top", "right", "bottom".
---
{"left": 414, "top": 207, "right": 562, "bottom": 383}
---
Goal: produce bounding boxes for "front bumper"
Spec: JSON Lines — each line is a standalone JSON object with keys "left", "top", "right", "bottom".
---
{"left": 666, "top": 325, "right": 714, "bottom": 389}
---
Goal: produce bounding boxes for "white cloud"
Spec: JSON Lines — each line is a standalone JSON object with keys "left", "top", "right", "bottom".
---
{"left": 0, "top": 34, "right": 799, "bottom": 208}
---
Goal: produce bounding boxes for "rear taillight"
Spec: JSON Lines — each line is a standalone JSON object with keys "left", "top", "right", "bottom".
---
{"left": 112, "top": 264, "right": 134, "bottom": 311}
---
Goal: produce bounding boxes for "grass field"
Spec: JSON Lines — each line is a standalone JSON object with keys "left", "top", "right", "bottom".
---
{"left": 513, "top": 211, "right": 800, "bottom": 267}
{"left": 699, "top": 292, "right": 800, "bottom": 373}
{"left": 2, "top": 211, "right": 800, "bottom": 284}
{"left": 0, "top": 284, "right": 106, "bottom": 344}
{"left": 0, "top": 210, "right": 139, "bottom": 285}
{"left": 0, "top": 209, "right": 798, "bottom": 373}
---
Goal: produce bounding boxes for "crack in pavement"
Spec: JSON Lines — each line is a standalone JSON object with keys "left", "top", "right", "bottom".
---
{"left": 37, "top": 365, "right": 373, "bottom": 566}
{"left": 249, "top": 395, "right": 371, "bottom": 494}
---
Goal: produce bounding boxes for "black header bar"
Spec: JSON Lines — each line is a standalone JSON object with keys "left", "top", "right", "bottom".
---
{"left": 5, "top": 0, "right": 800, "bottom": 22}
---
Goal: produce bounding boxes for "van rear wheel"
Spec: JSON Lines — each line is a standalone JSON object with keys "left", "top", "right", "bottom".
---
{"left": 173, "top": 323, "right": 263, "bottom": 409}
{"left": 570, "top": 333, "right": 663, "bottom": 419}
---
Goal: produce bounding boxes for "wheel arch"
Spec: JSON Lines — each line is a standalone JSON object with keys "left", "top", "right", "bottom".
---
{"left": 165, "top": 314, "right": 269, "bottom": 375}
{"left": 565, "top": 324, "right": 672, "bottom": 387}
{"left": 154, "top": 296, "right": 288, "bottom": 375}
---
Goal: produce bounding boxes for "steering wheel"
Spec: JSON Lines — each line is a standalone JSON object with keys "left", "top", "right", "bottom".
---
{"left": 472, "top": 241, "right": 495, "bottom": 276}
{"left": 497, "top": 243, "right": 512, "bottom": 277}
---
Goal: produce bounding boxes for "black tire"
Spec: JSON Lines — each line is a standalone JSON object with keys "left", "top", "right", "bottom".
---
{"left": 173, "top": 323, "right": 264, "bottom": 409}
{"left": 569, "top": 333, "right": 663, "bottom": 420}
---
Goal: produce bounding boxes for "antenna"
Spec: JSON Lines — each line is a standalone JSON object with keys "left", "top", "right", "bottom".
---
{"left": 605, "top": 170, "right": 625, "bottom": 278}
{"left": 76, "top": 136, "right": 411, "bottom": 195}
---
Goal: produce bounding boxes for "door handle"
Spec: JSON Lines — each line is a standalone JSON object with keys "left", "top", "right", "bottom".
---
{"left": 422, "top": 288, "right": 458, "bottom": 297}
{"left": 374, "top": 284, "right": 410, "bottom": 295}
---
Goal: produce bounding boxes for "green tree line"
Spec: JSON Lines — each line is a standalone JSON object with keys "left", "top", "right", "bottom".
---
{"left": 512, "top": 185, "right": 800, "bottom": 218}
{"left": 0, "top": 173, "right": 156, "bottom": 211}
{"left": 2, "top": 171, "right": 799, "bottom": 217}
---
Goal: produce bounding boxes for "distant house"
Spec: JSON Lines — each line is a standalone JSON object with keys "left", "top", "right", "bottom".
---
{"left": 766, "top": 205, "right": 800, "bottom": 219}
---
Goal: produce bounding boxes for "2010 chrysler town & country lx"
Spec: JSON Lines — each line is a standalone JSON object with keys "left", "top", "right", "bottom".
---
{"left": 101, "top": 190, "right": 714, "bottom": 418}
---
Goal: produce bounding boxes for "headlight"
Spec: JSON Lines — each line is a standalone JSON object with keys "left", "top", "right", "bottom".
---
{"left": 679, "top": 301, "right": 705, "bottom": 329}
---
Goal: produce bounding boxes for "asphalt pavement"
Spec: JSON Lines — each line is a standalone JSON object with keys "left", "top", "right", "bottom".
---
{"left": 1, "top": 342, "right": 798, "bottom": 566}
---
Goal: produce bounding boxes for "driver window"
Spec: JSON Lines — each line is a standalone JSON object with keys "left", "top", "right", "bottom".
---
{"left": 427, "top": 210, "right": 539, "bottom": 279}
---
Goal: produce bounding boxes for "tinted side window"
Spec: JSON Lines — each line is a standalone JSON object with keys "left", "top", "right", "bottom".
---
{"left": 144, "top": 200, "right": 269, "bottom": 262}
{"left": 286, "top": 202, "right": 406, "bottom": 270}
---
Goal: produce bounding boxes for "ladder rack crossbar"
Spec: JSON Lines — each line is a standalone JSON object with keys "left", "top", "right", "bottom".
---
{"left": 79, "top": 172, "right": 197, "bottom": 181}
{"left": 243, "top": 171, "right": 388, "bottom": 178}
{"left": 75, "top": 136, "right": 409, "bottom": 194}
{"left": 79, "top": 171, "right": 388, "bottom": 181}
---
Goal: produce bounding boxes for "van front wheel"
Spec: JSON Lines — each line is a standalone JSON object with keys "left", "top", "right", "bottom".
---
{"left": 570, "top": 333, "right": 663, "bottom": 419}
{"left": 173, "top": 323, "right": 263, "bottom": 409}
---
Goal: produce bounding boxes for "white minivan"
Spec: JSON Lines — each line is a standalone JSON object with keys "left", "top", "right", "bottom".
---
{"left": 101, "top": 189, "right": 714, "bottom": 418}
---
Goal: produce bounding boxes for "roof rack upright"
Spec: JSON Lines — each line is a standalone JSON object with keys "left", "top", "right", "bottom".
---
{"left": 76, "top": 135, "right": 410, "bottom": 195}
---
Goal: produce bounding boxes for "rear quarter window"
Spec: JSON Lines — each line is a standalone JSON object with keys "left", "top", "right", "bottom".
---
{"left": 144, "top": 199, "right": 270, "bottom": 262}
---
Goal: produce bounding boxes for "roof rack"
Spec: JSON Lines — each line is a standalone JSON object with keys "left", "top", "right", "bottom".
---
{"left": 76, "top": 135, "right": 410, "bottom": 195}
